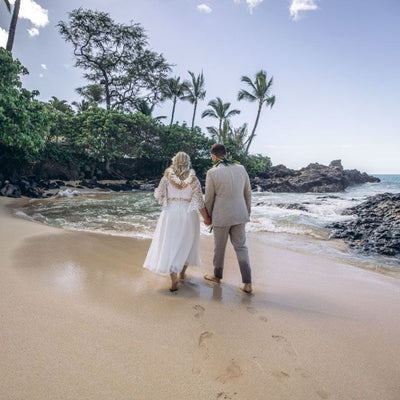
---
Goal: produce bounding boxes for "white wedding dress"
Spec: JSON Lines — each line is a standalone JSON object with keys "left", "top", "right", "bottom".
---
{"left": 143, "top": 170, "right": 205, "bottom": 275}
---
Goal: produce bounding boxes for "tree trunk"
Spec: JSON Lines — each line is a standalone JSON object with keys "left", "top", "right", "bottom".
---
{"left": 105, "top": 159, "right": 111, "bottom": 174}
{"left": 90, "top": 163, "right": 96, "bottom": 178}
{"left": 191, "top": 100, "right": 197, "bottom": 131}
{"left": 105, "top": 83, "right": 111, "bottom": 110}
{"left": 170, "top": 97, "right": 177, "bottom": 125}
{"left": 245, "top": 101, "right": 262, "bottom": 154}
{"left": 6, "top": 0, "right": 21, "bottom": 53}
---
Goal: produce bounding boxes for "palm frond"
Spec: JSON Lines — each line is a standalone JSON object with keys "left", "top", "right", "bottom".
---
{"left": 226, "top": 109, "right": 241, "bottom": 118}
{"left": 265, "top": 95, "right": 276, "bottom": 108}
{"left": 201, "top": 109, "right": 218, "bottom": 119}
{"left": 240, "top": 75, "right": 257, "bottom": 92}
{"left": 238, "top": 89, "right": 257, "bottom": 102}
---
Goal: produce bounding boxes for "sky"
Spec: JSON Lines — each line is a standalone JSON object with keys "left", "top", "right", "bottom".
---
{"left": 1, "top": 0, "right": 399, "bottom": 173}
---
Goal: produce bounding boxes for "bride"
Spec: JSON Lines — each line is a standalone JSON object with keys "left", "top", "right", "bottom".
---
{"left": 143, "top": 152, "right": 211, "bottom": 291}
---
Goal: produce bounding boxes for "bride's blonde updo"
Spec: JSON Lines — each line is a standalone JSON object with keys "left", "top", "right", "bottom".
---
{"left": 166, "top": 152, "right": 192, "bottom": 180}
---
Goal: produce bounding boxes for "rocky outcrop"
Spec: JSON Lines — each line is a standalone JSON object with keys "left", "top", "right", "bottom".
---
{"left": 328, "top": 193, "right": 400, "bottom": 257}
{"left": 0, "top": 178, "right": 43, "bottom": 198}
{"left": 253, "top": 160, "right": 379, "bottom": 193}
{"left": 0, "top": 159, "right": 379, "bottom": 198}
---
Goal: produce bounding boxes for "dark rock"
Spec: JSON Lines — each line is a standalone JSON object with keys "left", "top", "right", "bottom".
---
{"left": 253, "top": 160, "right": 379, "bottom": 193}
{"left": 18, "top": 177, "right": 44, "bottom": 198}
{"left": 33, "top": 160, "right": 80, "bottom": 180}
{"left": 276, "top": 203, "right": 308, "bottom": 212}
{"left": 327, "top": 193, "right": 400, "bottom": 258}
{"left": 317, "top": 195, "right": 341, "bottom": 200}
{"left": 0, "top": 182, "right": 21, "bottom": 198}
{"left": 139, "top": 183, "right": 155, "bottom": 191}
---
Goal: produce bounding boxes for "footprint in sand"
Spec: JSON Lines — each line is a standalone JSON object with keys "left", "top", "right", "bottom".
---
{"left": 272, "top": 334, "right": 298, "bottom": 358}
{"left": 193, "top": 304, "right": 205, "bottom": 318}
{"left": 294, "top": 368, "right": 331, "bottom": 399}
{"left": 246, "top": 306, "right": 257, "bottom": 314}
{"left": 192, "top": 367, "right": 201, "bottom": 375}
{"left": 216, "top": 392, "right": 237, "bottom": 399}
{"left": 272, "top": 369, "right": 290, "bottom": 384}
{"left": 217, "top": 360, "right": 243, "bottom": 383}
{"left": 295, "top": 367, "right": 312, "bottom": 379}
{"left": 259, "top": 315, "right": 268, "bottom": 322}
{"left": 198, "top": 331, "right": 213, "bottom": 347}
{"left": 316, "top": 390, "right": 331, "bottom": 399}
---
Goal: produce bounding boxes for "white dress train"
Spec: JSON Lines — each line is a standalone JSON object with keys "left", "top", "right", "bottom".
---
{"left": 143, "top": 171, "right": 205, "bottom": 275}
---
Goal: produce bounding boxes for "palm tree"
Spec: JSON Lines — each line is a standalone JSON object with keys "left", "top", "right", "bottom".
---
{"left": 163, "top": 77, "right": 185, "bottom": 125}
{"left": 228, "top": 123, "right": 248, "bottom": 144}
{"left": 207, "top": 119, "right": 232, "bottom": 144}
{"left": 49, "top": 96, "right": 73, "bottom": 114}
{"left": 238, "top": 70, "right": 276, "bottom": 154}
{"left": 3, "top": 0, "right": 11, "bottom": 12}
{"left": 135, "top": 99, "right": 166, "bottom": 121}
{"left": 182, "top": 71, "right": 206, "bottom": 130}
{"left": 6, "top": 0, "right": 21, "bottom": 52}
{"left": 72, "top": 100, "right": 91, "bottom": 112}
{"left": 201, "top": 97, "right": 240, "bottom": 143}
{"left": 75, "top": 84, "right": 104, "bottom": 106}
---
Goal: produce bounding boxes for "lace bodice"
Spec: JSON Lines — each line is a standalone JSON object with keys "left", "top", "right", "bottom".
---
{"left": 154, "top": 172, "right": 205, "bottom": 212}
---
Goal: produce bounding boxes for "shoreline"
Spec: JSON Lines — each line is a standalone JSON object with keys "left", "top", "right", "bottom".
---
{"left": 1, "top": 197, "right": 400, "bottom": 399}
{"left": 8, "top": 192, "right": 400, "bottom": 279}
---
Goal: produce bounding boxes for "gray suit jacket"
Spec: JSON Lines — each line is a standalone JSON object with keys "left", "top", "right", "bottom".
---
{"left": 205, "top": 163, "right": 252, "bottom": 227}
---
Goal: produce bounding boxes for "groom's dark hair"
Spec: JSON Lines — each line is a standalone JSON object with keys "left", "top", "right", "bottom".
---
{"left": 211, "top": 143, "right": 227, "bottom": 157}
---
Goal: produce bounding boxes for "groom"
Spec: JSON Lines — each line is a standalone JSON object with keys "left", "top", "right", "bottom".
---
{"left": 204, "top": 144, "right": 252, "bottom": 293}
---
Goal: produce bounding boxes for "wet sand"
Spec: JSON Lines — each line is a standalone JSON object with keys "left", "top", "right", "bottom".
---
{"left": 1, "top": 197, "right": 400, "bottom": 400}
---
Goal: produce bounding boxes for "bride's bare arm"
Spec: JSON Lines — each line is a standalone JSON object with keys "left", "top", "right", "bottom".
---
{"left": 200, "top": 207, "right": 211, "bottom": 225}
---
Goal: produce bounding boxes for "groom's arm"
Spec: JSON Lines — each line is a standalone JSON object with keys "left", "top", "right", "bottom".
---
{"left": 204, "top": 170, "right": 215, "bottom": 218}
{"left": 243, "top": 168, "right": 252, "bottom": 216}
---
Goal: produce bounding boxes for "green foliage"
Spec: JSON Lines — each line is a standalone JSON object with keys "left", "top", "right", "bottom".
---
{"left": 58, "top": 8, "right": 171, "bottom": 111}
{"left": 202, "top": 97, "right": 241, "bottom": 143}
{"left": 240, "top": 154, "right": 272, "bottom": 177}
{"left": 158, "top": 124, "right": 214, "bottom": 175}
{"left": 44, "top": 97, "right": 75, "bottom": 144}
{"left": 70, "top": 107, "right": 147, "bottom": 163}
{"left": 0, "top": 48, "right": 49, "bottom": 162}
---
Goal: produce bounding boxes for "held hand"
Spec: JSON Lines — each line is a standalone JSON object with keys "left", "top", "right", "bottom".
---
{"left": 203, "top": 215, "right": 212, "bottom": 226}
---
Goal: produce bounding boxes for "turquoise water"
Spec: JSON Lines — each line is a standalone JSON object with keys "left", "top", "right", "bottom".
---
{"left": 15, "top": 174, "right": 400, "bottom": 274}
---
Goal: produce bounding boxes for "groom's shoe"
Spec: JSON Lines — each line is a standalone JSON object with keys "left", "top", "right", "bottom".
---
{"left": 204, "top": 274, "right": 221, "bottom": 284}
{"left": 241, "top": 283, "right": 252, "bottom": 294}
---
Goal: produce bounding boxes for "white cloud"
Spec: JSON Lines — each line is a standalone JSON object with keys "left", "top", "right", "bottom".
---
{"left": 41, "top": 63, "right": 47, "bottom": 70}
{"left": 233, "top": 0, "right": 264, "bottom": 13}
{"left": 0, "top": 27, "right": 8, "bottom": 48}
{"left": 9, "top": 0, "right": 49, "bottom": 39}
{"left": 246, "top": 0, "right": 264, "bottom": 14}
{"left": 289, "top": 0, "right": 318, "bottom": 20}
{"left": 27, "top": 27, "right": 39, "bottom": 37}
{"left": 197, "top": 4, "right": 212, "bottom": 13}
{"left": 10, "top": 0, "right": 49, "bottom": 27}
{"left": 39, "top": 73, "right": 43, "bottom": 78}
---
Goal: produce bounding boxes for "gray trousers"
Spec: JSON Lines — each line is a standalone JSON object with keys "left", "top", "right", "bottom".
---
{"left": 213, "top": 223, "right": 252, "bottom": 284}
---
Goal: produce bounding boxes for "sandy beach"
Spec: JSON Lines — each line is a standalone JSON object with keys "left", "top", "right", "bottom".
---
{"left": 1, "top": 197, "right": 400, "bottom": 400}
